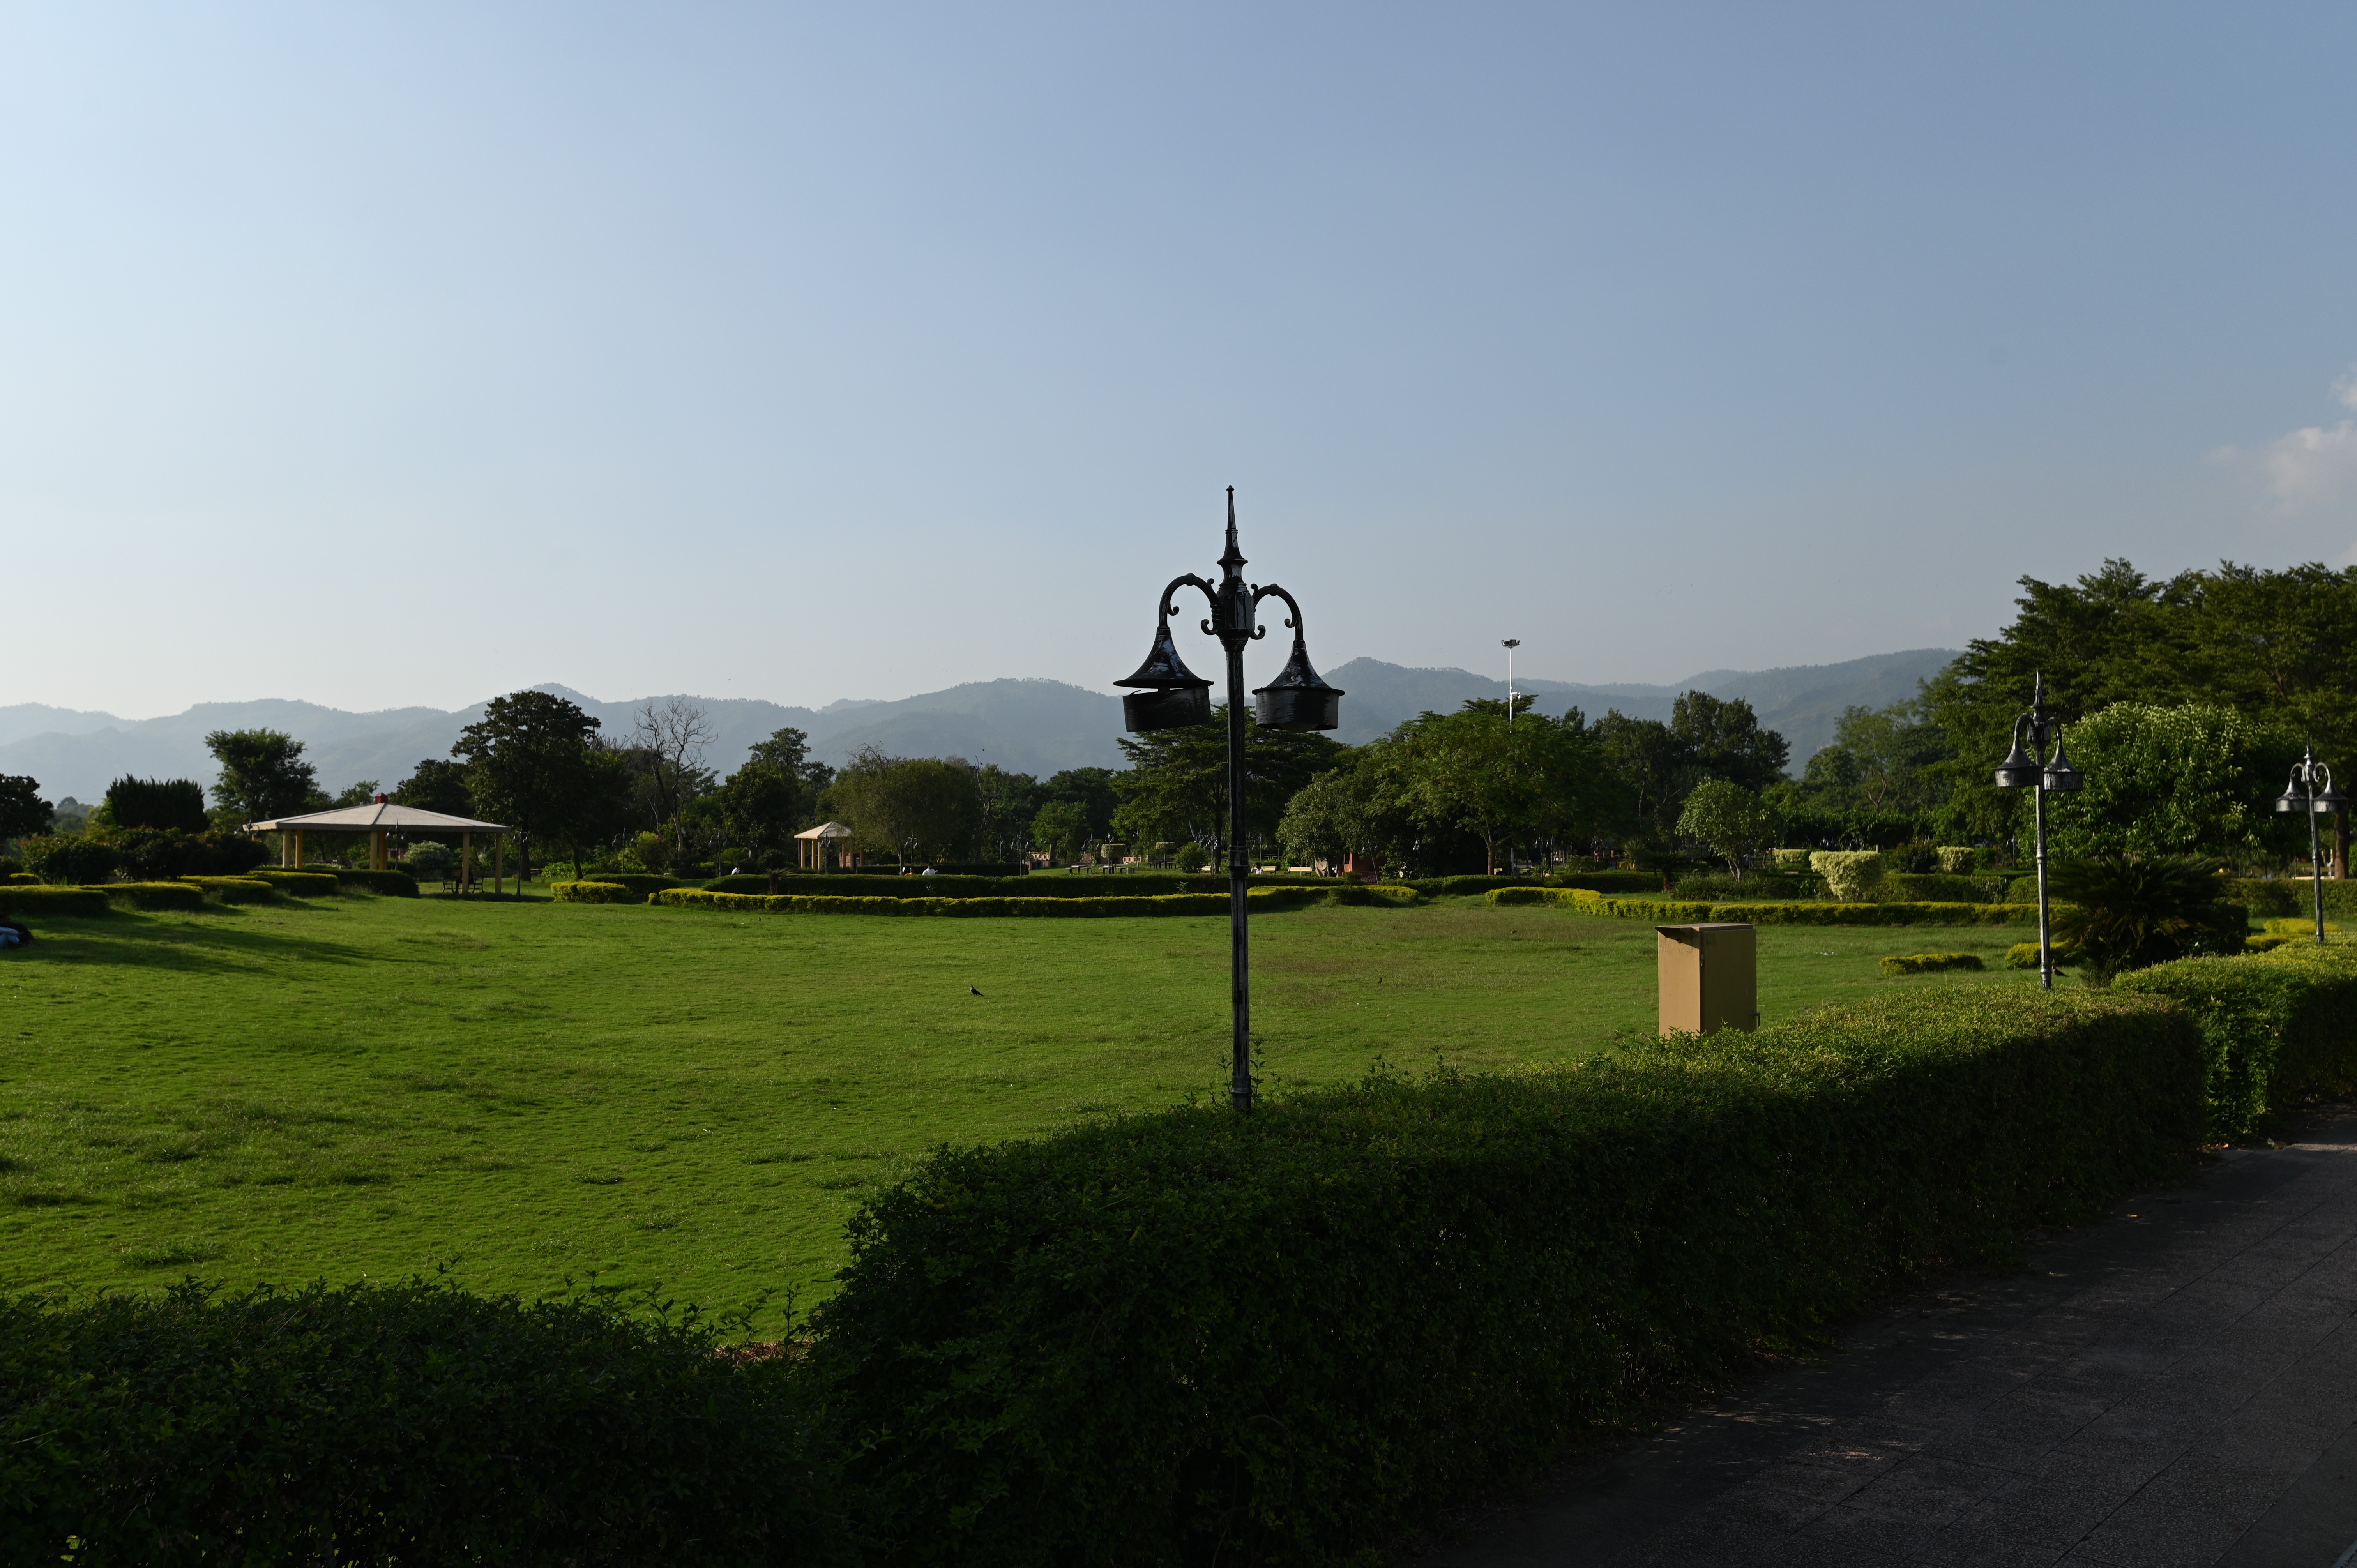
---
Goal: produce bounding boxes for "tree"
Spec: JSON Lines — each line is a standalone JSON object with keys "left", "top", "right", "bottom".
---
{"left": 633, "top": 697, "right": 718, "bottom": 855}
{"left": 205, "top": 730, "right": 321, "bottom": 825}
{"left": 1111, "top": 708, "right": 1344, "bottom": 861}
{"left": 716, "top": 760, "right": 811, "bottom": 868}
{"left": 1676, "top": 779, "right": 1779, "bottom": 877}
{"left": 1030, "top": 800, "right": 1089, "bottom": 862}
{"left": 454, "top": 690, "right": 605, "bottom": 881}
{"left": 972, "top": 766, "right": 1044, "bottom": 863}
{"left": 103, "top": 777, "right": 209, "bottom": 834}
{"left": 2049, "top": 856, "right": 2245, "bottom": 984}
{"left": 0, "top": 775, "right": 52, "bottom": 842}
{"left": 827, "top": 749, "right": 982, "bottom": 864}
{"left": 2042, "top": 702, "right": 2297, "bottom": 862}
{"left": 1366, "top": 703, "right": 1613, "bottom": 874}
{"left": 1276, "top": 765, "right": 1379, "bottom": 870}
{"left": 747, "top": 726, "right": 838, "bottom": 793}
{"left": 1671, "top": 692, "right": 1790, "bottom": 793}
{"left": 1039, "top": 768, "right": 1121, "bottom": 841}
{"left": 391, "top": 759, "right": 476, "bottom": 819}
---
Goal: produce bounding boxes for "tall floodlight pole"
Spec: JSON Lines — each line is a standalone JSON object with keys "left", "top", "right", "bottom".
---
{"left": 2275, "top": 743, "right": 2350, "bottom": 945}
{"left": 1502, "top": 639, "right": 1520, "bottom": 729}
{"left": 1115, "top": 489, "right": 1344, "bottom": 1112}
{"left": 1993, "top": 673, "right": 2083, "bottom": 989}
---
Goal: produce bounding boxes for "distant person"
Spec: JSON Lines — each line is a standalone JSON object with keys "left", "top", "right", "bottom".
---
{"left": 0, "top": 918, "right": 32, "bottom": 948}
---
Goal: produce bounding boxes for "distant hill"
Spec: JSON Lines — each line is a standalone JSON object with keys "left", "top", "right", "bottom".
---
{"left": 0, "top": 651, "right": 1957, "bottom": 802}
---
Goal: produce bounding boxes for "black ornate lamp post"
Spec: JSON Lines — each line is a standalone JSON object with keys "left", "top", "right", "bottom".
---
{"left": 1117, "top": 488, "right": 1343, "bottom": 1112}
{"left": 2274, "top": 743, "right": 2350, "bottom": 946}
{"left": 1993, "top": 673, "right": 2083, "bottom": 989}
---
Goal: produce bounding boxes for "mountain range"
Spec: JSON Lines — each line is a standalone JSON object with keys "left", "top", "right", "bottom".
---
{"left": 0, "top": 649, "right": 1958, "bottom": 805}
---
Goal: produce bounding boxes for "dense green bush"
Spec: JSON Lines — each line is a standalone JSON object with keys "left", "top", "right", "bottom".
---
{"left": 102, "top": 775, "right": 210, "bottom": 834}
{"left": 107, "top": 829, "right": 271, "bottom": 881}
{"left": 556, "top": 872, "right": 685, "bottom": 896}
{"left": 0, "top": 857, "right": 19, "bottom": 877}
{"left": 180, "top": 876, "right": 276, "bottom": 904}
{"left": 4, "top": 872, "right": 38, "bottom": 886}
{"left": 1880, "top": 872, "right": 2011, "bottom": 904}
{"left": 1408, "top": 874, "right": 1548, "bottom": 897}
{"left": 553, "top": 880, "right": 647, "bottom": 904}
{"left": 1547, "top": 869, "right": 1660, "bottom": 893}
{"left": 1880, "top": 953, "right": 1986, "bottom": 976}
{"left": 241, "top": 870, "right": 340, "bottom": 897}
{"left": 19, "top": 835, "right": 117, "bottom": 886}
{"left": 0, "top": 887, "right": 110, "bottom": 918}
{"left": 0, "top": 1278, "right": 843, "bottom": 1566}
{"left": 2007, "top": 940, "right": 2078, "bottom": 970}
{"left": 2049, "top": 856, "right": 2246, "bottom": 983}
{"left": 2116, "top": 943, "right": 2357, "bottom": 1137}
{"left": 1810, "top": 851, "right": 1884, "bottom": 901}
{"left": 817, "top": 989, "right": 2201, "bottom": 1566}
{"left": 2225, "top": 878, "right": 2357, "bottom": 920}
{"left": 332, "top": 868, "right": 421, "bottom": 897}
{"left": 93, "top": 881, "right": 207, "bottom": 912}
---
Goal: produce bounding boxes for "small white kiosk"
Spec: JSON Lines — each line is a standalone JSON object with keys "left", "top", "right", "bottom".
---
{"left": 793, "top": 821, "right": 860, "bottom": 870}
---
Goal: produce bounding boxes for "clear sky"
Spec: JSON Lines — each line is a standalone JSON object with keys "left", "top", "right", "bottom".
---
{"left": 7, "top": 3, "right": 2355, "bottom": 717}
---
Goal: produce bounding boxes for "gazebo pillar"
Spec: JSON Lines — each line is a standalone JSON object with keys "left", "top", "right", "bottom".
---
{"left": 293, "top": 830, "right": 306, "bottom": 869}
{"left": 463, "top": 832, "right": 474, "bottom": 895}
{"left": 371, "top": 830, "right": 388, "bottom": 871}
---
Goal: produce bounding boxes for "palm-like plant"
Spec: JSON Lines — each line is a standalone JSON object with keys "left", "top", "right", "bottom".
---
{"left": 2046, "top": 856, "right": 2240, "bottom": 984}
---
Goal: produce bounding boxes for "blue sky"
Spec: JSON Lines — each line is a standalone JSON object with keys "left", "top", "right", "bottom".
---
{"left": 6, "top": 3, "right": 2355, "bottom": 715}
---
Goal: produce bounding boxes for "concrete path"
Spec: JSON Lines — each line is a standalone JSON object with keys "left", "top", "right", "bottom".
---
{"left": 1426, "top": 1106, "right": 2357, "bottom": 1568}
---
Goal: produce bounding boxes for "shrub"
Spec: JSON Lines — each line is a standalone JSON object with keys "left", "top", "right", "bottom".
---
{"left": 19, "top": 835, "right": 117, "bottom": 887}
{"left": 1810, "top": 851, "right": 1884, "bottom": 902}
{"left": 92, "top": 881, "right": 206, "bottom": 912}
{"left": 0, "top": 1278, "right": 843, "bottom": 1566}
{"left": 2007, "top": 940, "right": 2078, "bottom": 970}
{"left": 0, "top": 858, "right": 18, "bottom": 877}
{"left": 1409, "top": 874, "right": 1548, "bottom": 897}
{"left": 2048, "top": 857, "right": 2247, "bottom": 984}
{"left": 648, "top": 887, "right": 1354, "bottom": 918}
{"left": 1492, "top": 888, "right": 2041, "bottom": 927}
{"left": 4, "top": 872, "right": 38, "bottom": 886}
{"left": 181, "top": 876, "right": 276, "bottom": 904}
{"left": 2244, "top": 933, "right": 2299, "bottom": 953}
{"left": 2117, "top": 943, "right": 2357, "bottom": 1137}
{"left": 401, "top": 842, "right": 458, "bottom": 882}
{"left": 1173, "top": 842, "right": 1209, "bottom": 872}
{"left": 333, "top": 869, "right": 421, "bottom": 897}
{"left": 0, "top": 887, "right": 110, "bottom": 918}
{"left": 554, "top": 872, "right": 684, "bottom": 896}
{"left": 553, "top": 880, "right": 647, "bottom": 904}
{"left": 816, "top": 989, "right": 2200, "bottom": 1565}
{"left": 1545, "top": 869, "right": 1659, "bottom": 893}
{"left": 1936, "top": 846, "right": 1977, "bottom": 874}
{"left": 2226, "top": 878, "right": 2357, "bottom": 920}
{"left": 1771, "top": 848, "right": 1813, "bottom": 871}
{"left": 241, "top": 871, "right": 339, "bottom": 897}
{"left": 1880, "top": 872, "right": 2011, "bottom": 904}
{"left": 1880, "top": 953, "right": 1986, "bottom": 976}
{"left": 1887, "top": 842, "right": 1940, "bottom": 874}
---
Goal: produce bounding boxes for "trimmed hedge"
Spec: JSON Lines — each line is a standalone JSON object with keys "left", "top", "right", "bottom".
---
{"left": 4, "top": 871, "right": 39, "bottom": 885}
{"left": 2116, "top": 942, "right": 2357, "bottom": 1138}
{"left": 562, "top": 873, "right": 687, "bottom": 895}
{"left": 242, "top": 870, "right": 340, "bottom": 897}
{"left": 1881, "top": 953, "right": 1986, "bottom": 976}
{"left": 92, "top": 881, "right": 207, "bottom": 912}
{"left": 648, "top": 886, "right": 1376, "bottom": 918}
{"left": 1880, "top": 872, "right": 2012, "bottom": 904}
{"left": 1489, "top": 887, "right": 2048, "bottom": 927}
{"left": 553, "top": 880, "right": 647, "bottom": 905}
{"left": 181, "top": 876, "right": 276, "bottom": 905}
{"left": 2007, "top": 940, "right": 2078, "bottom": 969}
{"left": 0, "top": 887, "right": 109, "bottom": 918}
{"left": 816, "top": 988, "right": 2202, "bottom": 1564}
{"left": 0, "top": 1278, "right": 843, "bottom": 1566}
{"left": 2226, "top": 878, "right": 2357, "bottom": 920}
{"left": 705, "top": 873, "right": 1332, "bottom": 901}
{"left": 333, "top": 868, "right": 421, "bottom": 897}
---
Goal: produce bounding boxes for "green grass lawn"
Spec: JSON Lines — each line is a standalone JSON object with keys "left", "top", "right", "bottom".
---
{"left": 0, "top": 892, "right": 2050, "bottom": 1328}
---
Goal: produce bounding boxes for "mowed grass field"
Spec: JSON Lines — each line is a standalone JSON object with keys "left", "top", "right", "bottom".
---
{"left": 0, "top": 890, "right": 2049, "bottom": 1328}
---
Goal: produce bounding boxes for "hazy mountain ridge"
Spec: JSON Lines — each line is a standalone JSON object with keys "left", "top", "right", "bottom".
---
{"left": 0, "top": 651, "right": 1957, "bottom": 802}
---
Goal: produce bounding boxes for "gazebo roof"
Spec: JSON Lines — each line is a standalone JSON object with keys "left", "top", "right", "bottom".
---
{"left": 794, "top": 821, "right": 855, "bottom": 840}
{"left": 244, "top": 803, "right": 509, "bottom": 833}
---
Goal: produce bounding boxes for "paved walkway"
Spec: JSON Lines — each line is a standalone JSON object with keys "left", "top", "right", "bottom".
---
{"left": 1429, "top": 1106, "right": 2357, "bottom": 1568}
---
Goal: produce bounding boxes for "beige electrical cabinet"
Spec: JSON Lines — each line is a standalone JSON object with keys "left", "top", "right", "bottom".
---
{"left": 1656, "top": 923, "right": 1758, "bottom": 1037}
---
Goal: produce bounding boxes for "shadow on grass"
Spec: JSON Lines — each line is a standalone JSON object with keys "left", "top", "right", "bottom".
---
{"left": 2, "top": 911, "right": 381, "bottom": 973}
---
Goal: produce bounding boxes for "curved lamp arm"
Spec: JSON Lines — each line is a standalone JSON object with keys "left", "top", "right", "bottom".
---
{"left": 1252, "top": 582, "right": 1301, "bottom": 644}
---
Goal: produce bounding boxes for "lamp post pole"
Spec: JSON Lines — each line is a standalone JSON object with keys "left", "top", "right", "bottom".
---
{"left": 1993, "top": 673, "right": 2083, "bottom": 990}
{"left": 2274, "top": 744, "right": 2348, "bottom": 946}
{"left": 1116, "top": 489, "right": 1343, "bottom": 1113}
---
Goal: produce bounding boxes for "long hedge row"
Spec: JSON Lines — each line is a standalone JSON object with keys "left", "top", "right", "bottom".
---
{"left": 816, "top": 988, "right": 2202, "bottom": 1564}
{"left": 642, "top": 885, "right": 1419, "bottom": 918}
{"left": 0, "top": 887, "right": 110, "bottom": 917}
{"left": 2117, "top": 942, "right": 2357, "bottom": 1139}
{"left": 1488, "top": 886, "right": 2047, "bottom": 926}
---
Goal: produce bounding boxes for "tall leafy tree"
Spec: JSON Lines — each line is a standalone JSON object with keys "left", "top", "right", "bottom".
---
{"left": 827, "top": 749, "right": 983, "bottom": 864}
{"left": 454, "top": 691, "right": 604, "bottom": 881}
{"left": 1039, "top": 768, "right": 1121, "bottom": 840}
{"left": 1111, "top": 708, "right": 1344, "bottom": 861}
{"left": 205, "top": 730, "right": 322, "bottom": 825}
{"left": 2043, "top": 702, "right": 2298, "bottom": 862}
{"left": 0, "top": 775, "right": 52, "bottom": 842}
{"left": 972, "top": 766, "right": 1044, "bottom": 863}
{"left": 716, "top": 759, "right": 812, "bottom": 868}
{"left": 102, "top": 777, "right": 208, "bottom": 834}
{"left": 1368, "top": 702, "right": 1611, "bottom": 874}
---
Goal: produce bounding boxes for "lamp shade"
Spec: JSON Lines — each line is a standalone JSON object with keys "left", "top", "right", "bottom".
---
{"left": 1994, "top": 734, "right": 2041, "bottom": 789}
{"left": 2315, "top": 781, "right": 2350, "bottom": 815}
{"left": 1251, "top": 641, "right": 1344, "bottom": 731}
{"left": 1117, "top": 621, "right": 1214, "bottom": 732}
{"left": 2041, "top": 741, "right": 2084, "bottom": 793}
{"left": 2276, "top": 770, "right": 2311, "bottom": 814}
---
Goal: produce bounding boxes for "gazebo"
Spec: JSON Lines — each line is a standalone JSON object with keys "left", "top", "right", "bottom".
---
{"left": 794, "top": 821, "right": 861, "bottom": 870}
{"left": 244, "top": 797, "right": 513, "bottom": 893}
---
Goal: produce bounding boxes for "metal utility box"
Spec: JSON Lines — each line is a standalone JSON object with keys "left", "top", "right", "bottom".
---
{"left": 1656, "top": 923, "right": 1758, "bottom": 1037}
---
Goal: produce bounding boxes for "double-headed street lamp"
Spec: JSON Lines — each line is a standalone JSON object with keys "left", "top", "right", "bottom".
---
{"left": 1116, "top": 489, "right": 1343, "bottom": 1113}
{"left": 2274, "top": 744, "right": 2349, "bottom": 946}
{"left": 1993, "top": 673, "right": 2083, "bottom": 989}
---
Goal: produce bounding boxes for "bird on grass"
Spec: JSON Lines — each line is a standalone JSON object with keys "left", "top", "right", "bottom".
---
{"left": 970, "top": 985, "right": 984, "bottom": 997}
